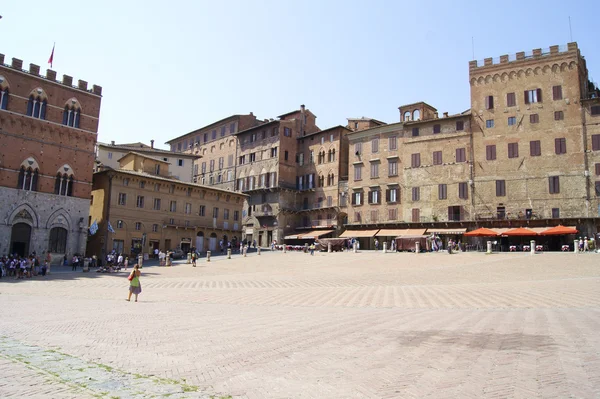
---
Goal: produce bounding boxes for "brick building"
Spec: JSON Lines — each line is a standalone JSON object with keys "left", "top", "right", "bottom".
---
{"left": 344, "top": 42, "right": 600, "bottom": 247}
{"left": 87, "top": 152, "right": 246, "bottom": 257}
{"left": 165, "top": 105, "right": 352, "bottom": 245}
{"left": 165, "top": 114, "right": 260, "bottom": 190}
{"left": 0, "top": 54, "right": 102, "bottom": 260}
{"left": 96, "top": 141, "right": 199, "bottom": 182}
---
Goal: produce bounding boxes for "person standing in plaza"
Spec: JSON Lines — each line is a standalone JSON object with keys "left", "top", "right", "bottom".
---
{"left": 126, "top": 264, "right": 142, "bottom": 302}
{"left": 191, "top": 251, "right": 197, "bottom": 267}
{"left": 374, "top": 238, "right": 379, "bottom": 251}
{"left": 584, "top": 237, "right": 589, "bottom": 252}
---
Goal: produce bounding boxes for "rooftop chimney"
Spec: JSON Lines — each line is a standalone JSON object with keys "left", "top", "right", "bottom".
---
{"left": 300, "top": 104, "right": 306, "bottom": 113}
{"left": 434, "top": 112, "right": 439, "bottom": 119}
{"left": 249, "top": 112, "right": 253, "bottom": 116}
{"left": 150, "top": 139, "right": 154, "bottom": 149}
{"left": 443, "top": 112, "right": 449, "bottom": 118}
{"left": 111, "top": 140, "right": 115, "bottom": 145}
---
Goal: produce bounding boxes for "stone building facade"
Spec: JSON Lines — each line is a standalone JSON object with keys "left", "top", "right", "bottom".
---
{"left": 165, "top": 114, "right": 260, "bottom": 190}
{"left": 0, "top": 54, "right": 102, "bottom": 260}
{"left": 87, "top": 152, "right": 246, "bottom": 258}
{"left": 344, "top": 42, "right": 600, "bottom": 241}
{"left": 96, "top": 141, "right": 198, "bottom": 182}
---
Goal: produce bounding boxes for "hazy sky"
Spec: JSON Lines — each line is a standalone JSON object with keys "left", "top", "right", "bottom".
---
{"left": 2, "top": 1, "right": 599, "bottom": 149}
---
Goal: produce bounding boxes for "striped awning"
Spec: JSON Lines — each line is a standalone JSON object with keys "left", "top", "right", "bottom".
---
{"left": 298, "top": 230, "right": 334, "bottom": 239}
{"left": 339, "top": 229, "right": 380, "bottom": 238}
{"left": 426, "top": 228, "right": 467, "bottom": 235}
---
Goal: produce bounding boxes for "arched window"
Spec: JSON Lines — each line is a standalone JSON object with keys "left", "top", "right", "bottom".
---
{"left": 330, "top": 173, "right": 335, "bottom": 186}
{"left": 48, "top": 227, "right": 68, "bottom": 253}
{"left": 331, "top": 149, "right": 336, "bottom": 162}
{"left": 54, "top": 173, "right": 74, "bottom": 196}
{"left": 17, "top": 166, "right": 39, "bottom": 191}
{"left": 62, "top": 105, "right": 81, "bottom": 128}
{"left": 27, "top": 94, "right": 47, "bottom": 119}
{"left": 412, "top": 109, "right": 421, "bottom": 121}
{"left": 0, "top": 88, "right": 8, "bottom": 110}
{"left": 403, "top": 111, "right": 411, "bottom": 121}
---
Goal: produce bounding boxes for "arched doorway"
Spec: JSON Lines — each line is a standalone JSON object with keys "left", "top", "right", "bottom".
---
{"left": 195, "top": 231, "right": 204, "bottom": 252}
{"left": 209, "top": 232, "right": 218, "bottom": 252}
{"left": 10, "top": 223, "right": 32, "bottom": 256}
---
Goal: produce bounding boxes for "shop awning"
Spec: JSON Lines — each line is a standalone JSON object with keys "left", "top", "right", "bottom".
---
{"left": 528, "top": 227, "right": 551, "bottom": 234}
{"left": 339, "top": 229, "right": 380, "bottom": 238}
{"left": 284, "top": 234, "right": 300, "bottom": 240}
{"left": 426, "top": 228, "right": 467, "bottom": 235}
{"left": 377, "top": 229, "right": 408, "bottom": 237}
{"left": 490, "top": 228, "right": 512, "bottom": 235}
{"left": 298, "top": 230, "right": 334, "bottom": 239}
{"left": 539, "top": 225, "right": 578, "bottom": 235}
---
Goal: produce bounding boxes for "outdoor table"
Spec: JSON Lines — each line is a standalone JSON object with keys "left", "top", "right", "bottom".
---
{"left": 536, "top": 245, "right": 543, "bottom": 252}
{"left": 562, "top": 245, "right": 570, "bottom": 252}
{"left": 509, "top": 245, "right": 517, "bottom": 252}
{"left": 523, "top": 245, "right": 530, "bottom": 252}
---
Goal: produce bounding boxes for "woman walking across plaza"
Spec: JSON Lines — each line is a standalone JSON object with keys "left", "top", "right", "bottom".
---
{"left": 126, "top": 264, "right": 142, "bottom": 302}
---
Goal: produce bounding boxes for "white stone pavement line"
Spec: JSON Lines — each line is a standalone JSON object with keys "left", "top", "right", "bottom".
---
{"left": 0, "top": 336, "right": 227, "bottom": 399}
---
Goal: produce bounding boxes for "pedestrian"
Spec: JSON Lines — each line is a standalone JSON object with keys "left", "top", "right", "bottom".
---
{"left": 117, "top": 253, "right": 124, "bottom": 267}
{"left": 126, "top": 264, "right": 142, "bottom": 302}
{"left": 584, "top": 237, "right": 589, "bottom": 252}
{"left": 124, "top": 256, "right": 129, "bottom": 269}
{"left": 253, "top": 239, "right": 257, "bottom": 249}
{"left": 374, "top": 238, "right": 379, "bottom": 251}
{"left": 219, "top": 240, "right": 224, "bottom": 254}
{"left": 191, "top": 251, "right": 197, "bottom": 267}
{"left": 154, "top": 247, "right": 159, "bottom": 259}
{"left": 71, "top": 255, "right": 78, "bottom": 271}
{"left": 579, "top": 237, "right": 584, "bottom": 252}
{"left": 309, "top": 243, "right": 315, "bottom": 255}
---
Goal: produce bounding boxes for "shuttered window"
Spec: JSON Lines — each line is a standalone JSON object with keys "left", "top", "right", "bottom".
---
{"left": 485, "top": 95, "right": 494, "bottom": 109}
{"left": 486, "top": 145, "right": 496, "bottom": 160}
{"left": 433, "top": 124, "right": 441, "bottom": 134}
{"left": 555, "top": 138, "right": 567, "bottom": 154}
{"left": 456, "top": 148, "right": 466, "bottom": 162}
{"left": 506, "top": 92, "right": 516, "bottom": 107}
{"left": 458, "top": 182, "right": 468, "bottom": 199}
{"left": 592, "top": 135, "right": 600, "bottom": 151}
{"left": 412, "top": 187, "right": 420, "bottom": 202}
{"left": 496, "top": 180, "right": 506, "bottom": 196}
{"left": 411, "top": 153, "right": 421, "bottom": 168}
{"left": 549, "top": 176, "right": 560, "bottom": 194}
{"left": 433, "top": 151, "right": 443, "bottom": 165}
{"left": 530, "top": 114, "right": 539, "bottom": 124}
{"left": 530, "top": 140, "right": 541, "bottom": 156}
{"left": 524, "top": 88, "right": 542, "bottom": 104}
{"left": 411, "top": 208, "right": 420, "bottom": 223}
{"left": 554, "top": 111, "right": 564, "bottom": 121}
{"left": 508, "top": 143, "right": 519, "bottom": 158}
{"left": 456, "top": 120, "right": 464, "bottom": 131}
{"left": 438, "top": 184, "right": 447, "bottom": 200}
{"left": 595, "top": 163, "right": 600, "bottom": 176}
{"left": 552, "top": 85, "right": 563, "bottom": 100}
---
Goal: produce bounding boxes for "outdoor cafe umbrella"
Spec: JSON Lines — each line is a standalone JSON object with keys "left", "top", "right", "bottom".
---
{"left": 539, "top": 225, "right": 578, "bottom": 235}
{"left": 464, "top": 227, "right": 499, "bottom": 237}
{"left": 502, "top": 227, "right": 538, "bottom": 236}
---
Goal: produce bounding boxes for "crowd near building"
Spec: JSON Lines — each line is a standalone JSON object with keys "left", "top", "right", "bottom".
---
{"left": 1, "top": 41, "right": 599, "bottom": 261}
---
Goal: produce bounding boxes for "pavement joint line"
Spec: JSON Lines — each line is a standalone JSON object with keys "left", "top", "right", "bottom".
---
{"left": 0, "top": 336, "right": 220, "bottom": 398}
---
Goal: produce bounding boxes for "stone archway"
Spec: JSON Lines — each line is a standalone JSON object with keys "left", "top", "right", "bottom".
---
{"left": 10, "top": 223, "right": 32, "bottom": 256}
{"left": 195, "top": 231, "right": 204, "bottom": 252}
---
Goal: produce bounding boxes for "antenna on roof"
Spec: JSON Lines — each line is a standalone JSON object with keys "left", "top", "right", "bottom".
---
{"left": 568, "top": 16, "right": 573, "bottom": 42}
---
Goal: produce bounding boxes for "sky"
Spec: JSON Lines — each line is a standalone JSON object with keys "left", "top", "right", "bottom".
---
{"left": 2, "top": 0, "right": 599, "bottom": 149}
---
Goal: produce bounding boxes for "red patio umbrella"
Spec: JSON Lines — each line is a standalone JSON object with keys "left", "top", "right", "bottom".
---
{"left": 464, "top": 227, "right": 499, "bottom": 237}
{"left": 502, "top": 227, "right": 539, "bottom": 236}
{"left": 539, "top": 225, "right": 578, "bottom": 235}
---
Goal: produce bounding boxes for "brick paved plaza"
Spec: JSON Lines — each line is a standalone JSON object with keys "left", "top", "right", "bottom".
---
{"left": 1, "top": 250, "right": 600, "bottom": 398}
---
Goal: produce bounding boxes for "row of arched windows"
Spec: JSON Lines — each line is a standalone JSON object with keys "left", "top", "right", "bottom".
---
{"left": 0, "top": 76, "right": 82, "bottom": 128}
{"left": 16, "top": 158, "right": 75, "bottom": 196}
{"left": 317, "top": 149, "right": 336, "bottom": 164}
{"left": 317, "top": 173, "right": 336, "bottom": 187}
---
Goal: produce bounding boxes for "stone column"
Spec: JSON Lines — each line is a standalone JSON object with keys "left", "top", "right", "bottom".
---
{"left": 383, "top": 242, "right": 387, "bottom": 253}
{"left": 530, "top": 240, "right": 536, "bottom": 254}
{"left": 227, "top": 249, "right": 231, "bottom": 259}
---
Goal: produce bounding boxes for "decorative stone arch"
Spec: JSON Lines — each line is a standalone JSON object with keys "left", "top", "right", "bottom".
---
{"left": 509, "top": 71, "right": 517, "bottom": 80}
{"left": 57, "top": 164, "right": 74, "bottom": 176}
{"left": 28, "top": 87, "right": 49, "bottom": 101}
{"left": 219, "top": 142, "right": 225, "bottom": 150}
{"left": 500, "top": 72, "right": 509, "bottom": 82}
{"left": 229, "top": 139, "right": 235, "bottom": 147}
{"left": 210, "top": 145, "right": 216, "bottom": 153}
{"left": 0, "top": 74, "right": 10, "bottom": 90}
{"left": 210, "top": 232, "right": 217, "bottom": 238}
{"left": 6, "top": 203, "right": 39, "bottom": 228}
{"left": 46, "top": 208, "right": 72, "bottom": 231}
{"left": 469, "top": 77, "right": 476, "bottom": 86}
{"left": 476, "top": 76, "right": 484, "bottom": 85}
{"left": 202, "top": 148, "right": 207, "bottom": 156}
{"left": 533, "top": 66, "right": 542, "bottom": 75}
{"left": 492, "top": 73, "right": 500, "bottom": 82}
{"left": 403, "top": 111, "right": 411, "bottom": 121}
{"left": 542, "top": 65, "right": 551, "bottom": 74}
{"left": 21, "top": 157, "right": 40, "bottom": 171}
{"left": 551, "top": 64, "right": 559, "bottom": 73}
{"left": 559, "top": 62, "right": 569, "bottom": 72}
{"left": 65, "top": 97, "right": 82, "bottom": 111}
{"left": 568, "top": 61, "right": 577, "bottom": 70}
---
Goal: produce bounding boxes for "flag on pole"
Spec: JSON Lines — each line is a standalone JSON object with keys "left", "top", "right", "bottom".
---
{"left": 89, "top": 220, "right": 98, "bottom": 235}
{"left": 48, "top": 43, "right": 55, "bottom": 68}
{"left": 107, "top": 221, "right": 115, "bottom": 234}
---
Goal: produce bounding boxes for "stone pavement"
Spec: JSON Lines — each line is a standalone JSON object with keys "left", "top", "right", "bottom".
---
{"left": 1, "top": 250, "right": 600, "bottom": 398}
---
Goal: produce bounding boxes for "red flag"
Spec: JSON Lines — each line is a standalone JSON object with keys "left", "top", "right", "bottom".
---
{"left": 48, "top": 43, "right": 55, "bottom": 68}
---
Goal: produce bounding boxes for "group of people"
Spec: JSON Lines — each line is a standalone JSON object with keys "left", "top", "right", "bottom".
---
{"left": 0, "top": 253, "right": 50, "bottom": 279}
